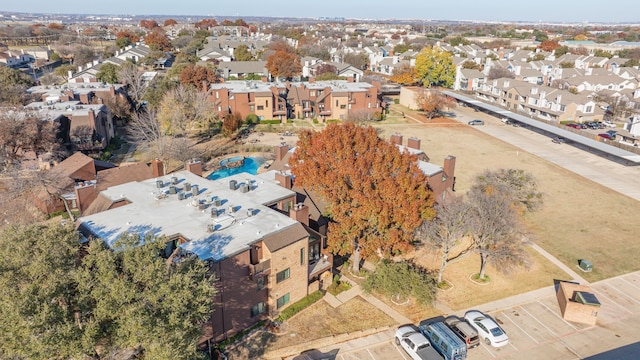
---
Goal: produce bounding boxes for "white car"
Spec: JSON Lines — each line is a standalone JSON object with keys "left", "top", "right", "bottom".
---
{"left": 603, "top": 121, "right": 617, "bottom": 128}
{"left": 464, "top": 310, "right": 509, "bottom": 347}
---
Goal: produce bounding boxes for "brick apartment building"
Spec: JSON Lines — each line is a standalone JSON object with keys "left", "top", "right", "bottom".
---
{"left": 76, "top": 169, "right": 333, "bottom": 343}
{"left": 208, "top": 79, "right": 381, "bottom": 121}
{"left": 389, "top": 133, "right": 456, "bottom": 202}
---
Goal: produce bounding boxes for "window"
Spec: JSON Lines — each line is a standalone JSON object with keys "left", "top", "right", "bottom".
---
{"left": 257, "top": 105, "right": 264, "bottom": 110}
{"left": 256, "top": 275, "right": 266, "bottom": 290}
{"left": 266, "top": 100, "right": 269, "bottom": 107}
{"left": 586, "top": 105, "right": 593, "bottom": 113}
{"left": 250, "top": 105, "right": 255, "bottom": 112}
{"left": 515, "top": 95, "right": 519, "bottom": 100}
{"left": 310, "top": 91, "right": 316, "bottom": 96}
{"left": 276, "top": 268, "right": 290, "bottom": 283}
{"left": 251, "top": 302, "right": 266, "bottom": 317}
{"left": 276, "top": 293, "right": 290, "bottom": 308}
{"left": 300, "top": 248, "right": 305, "bottom": 265}
{"left": 336, "top": 100, "right": 339, "bottom": 106}
{"left": 340, "top": 105, "right": 346, "bottom": 109}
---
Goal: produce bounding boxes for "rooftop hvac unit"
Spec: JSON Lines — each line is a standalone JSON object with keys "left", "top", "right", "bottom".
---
{"left": 184, "top": 182, "right": 191, "bottom": 191}
{"left": 192, "top": 184, "right": 199, "bottom": 196}
{"left": 169, "top": 186, "right": 177, "bottom": 194}
{"left": 214, "top": 197, "right": 222, "bottom": 207}
{"left": 247, "top": 208, "right": 254, "bottom": 217}
{"left": 207, "top": 224, "right": 216, "bottom": 232}
{"left": 229, "top": 180, "right": 237, "bottom": 190}
{"left": 156, "top": 179, "right": 164, "bottom": 188}
{"left": 240, "top": 184, "right": 249, "bottom": 193}
{"left": 229, "top": 205, "right": 235, "bottom": 213}
{"left": 171, "top": 176, "right": 178, "bottom": 184}
{"left": 178, "top": 192, "right": 185, "bottom": 200}
{"left": 211, "top": 207, "right": 218, "bottom": 218}
{"left": 198, "top": 203, "right": 206, "bottom": 211}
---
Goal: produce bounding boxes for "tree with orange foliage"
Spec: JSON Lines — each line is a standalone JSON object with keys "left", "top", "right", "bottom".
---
{"left": 390, "top": 63, "right": 416, "bottom": 85}
{"left": 179, "top": 64, "right": 219, "bottom": 89}
{"left": 194, "top": 19, "right": 217, "bottom": 29}
{"left": 163, "top": 19, "right": 177, "bottom": 27}
{"left": 415, "top": 89, "right": 451, "bottom": 119}
{"left": 221, "top": 113, "right": 243, "bottom": 137}
{"left": 289, "top": 123, "right": 435, "bottom": 272}
{"left": 144, "top": 30, "right": 172, "bottom": 51}
{"left": 139, "top": 19, "right": 159, "bottom": 30}
{"left": 266, "top": 50, "right": 301, "bottom": 79}
{"left": 538, "top": 40, "right": 561, "bottom": 52}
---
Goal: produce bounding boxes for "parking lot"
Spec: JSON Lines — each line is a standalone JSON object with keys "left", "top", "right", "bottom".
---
{"left": 330, "top": 272, "right": 640, "bottom": 360}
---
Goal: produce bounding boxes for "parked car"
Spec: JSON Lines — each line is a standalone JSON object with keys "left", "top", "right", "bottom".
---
{"left": 566, "top": 123, "right": 579, "bottom": 129}
{"left": 444, "top": 316, "right": 480, "bottom": 349}
{"left": 395, "top": 325, "right": 443, "bottom": 360}
{"left": 464, "top": 311, "right": 509, "bottom": 347}
{"left": 419, "top": 320, "right": 467, "bottom": 360}
{"left": 501, "top": 118, "right": 511, "bottom": 124}
{"left": 603, "top": 121, "right": 617, "bottom": 128}
{"left": 598, "top": 133, "right": 614, "bottom": 140}
{"left": 468, "top": 120, "right": 484, "bottom": 125}
{"left": 552, "top": 137, "right": 565, "bottom": 144}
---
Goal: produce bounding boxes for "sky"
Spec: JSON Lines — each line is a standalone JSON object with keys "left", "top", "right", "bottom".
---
{"left": 2, "top": 0, "right": 639, "bottom": 23}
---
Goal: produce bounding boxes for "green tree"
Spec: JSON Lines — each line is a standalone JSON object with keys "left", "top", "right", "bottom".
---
{"left": 0, "top": 224, "right": 84, "bottom": 359}
{"left": 76, "top": 233, "right": 215, "bottom": 359}
{"left": 233, "top": 44, "right": 253, "bottom": 61}
{"left": 362, "top": 260, "right": 436, "bottom": 305}
{"left": 554, "top": 45, "right": 570, "bottom": 57}
{"left": 0, "top": 224, "right": 216, "bottom": 359}
{"left": 53, "top": 64, "right": 78, "bottom": 81}
{"left": 414, "top": 45, "right": 456, "bottom": 88}
{"left": 289, "top": 123, "right": 435, "bottom": 273}
{"left": 96, "top": 62, "right": 120, "bottom": 84}
{"left": 0, "top": 66, "right": 35, "bottom": 105}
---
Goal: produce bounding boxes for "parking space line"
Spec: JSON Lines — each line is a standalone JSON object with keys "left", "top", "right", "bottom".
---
{"left": 591, "top": 288, "right": 633, "bottom": 313}
{"left": 502, "top": 312, "right": 538, "bottom": 344}
{"left": 537, "top": 300, "right": 578, "bottom": 331}
{"left": 366, "top": 348, "right": 375, "bottom": 360}
{"left": 518, "top": 305, "right": 558, "bottom": 336}
{"left": 392, "top": 343, "right": 408, "bottom": 360}
{"left": 478, "top": 341, "right": 497, "bottom": 358}
{"left": 606, "top": 282, "right": 640, "bottom": 304}
{"left": 620, "top": 276, "right": 640, "bottom": 291}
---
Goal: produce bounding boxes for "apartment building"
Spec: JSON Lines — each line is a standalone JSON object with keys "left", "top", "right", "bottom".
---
{"left": 208, "top": 79, "right": 380, "bottom": 121}
{"left": 76, "top": 169, "right": 333, "bottom": 343}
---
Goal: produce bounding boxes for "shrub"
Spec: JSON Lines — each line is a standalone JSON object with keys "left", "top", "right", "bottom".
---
{"left": 394, "top": 99, "right": 399, "bottom": 104}
{"left": 312, "top": 119, "right": 319, "bottom": 124}
{"left": 260, "top": 119, "right": 281, "bottom": 125}
{"left": 246, "top": 113, "right": 259, "bottom": 124}
{"left": 326, "top": 119, "right": 339, "bottom": 124}
{"left": 276, "top": 291, "right": 324, "bottom": 321}
{"left": 362, "top": 260, "right": 436, "bottom": 305}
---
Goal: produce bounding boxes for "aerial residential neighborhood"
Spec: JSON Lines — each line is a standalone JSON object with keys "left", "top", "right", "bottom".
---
{"left": 2, "top": 3, "right": 640, "bottom": 360}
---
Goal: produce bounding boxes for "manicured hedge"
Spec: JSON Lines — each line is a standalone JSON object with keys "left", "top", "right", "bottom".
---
{"left": 259, "top": 119, "right": 281, "bottom": 125}
{"left": 276, "top": 291, "right": 324, "bottom": 321}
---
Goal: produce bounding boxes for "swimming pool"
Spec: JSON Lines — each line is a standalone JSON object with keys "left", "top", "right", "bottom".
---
{"left": 207, "top": 157, "right": 267, "bottom": 180}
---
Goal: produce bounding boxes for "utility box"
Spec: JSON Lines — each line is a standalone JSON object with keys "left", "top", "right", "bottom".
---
{"left": 579, "top": 259, "right": 592, "bottom": 272}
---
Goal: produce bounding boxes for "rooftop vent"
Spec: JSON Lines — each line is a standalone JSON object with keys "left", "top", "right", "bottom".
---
{"left": 192, "top": 184, "right": 199, "bottom": 196}
{"left": 211, "top": 207, "right": 218, "bottom": 218}
{"left": 169, "top": 186, "right": 177, "bottom": 194}
{"left": 247, "top": 208, "right": 254, "bottom": 217}
{"left": 156, "top": 179, "right": 164, "bottom": 188}
{"left": 207, "top": 224, "right": 216, "bottom": 232}
{"left": 240, "top": 184, "right": 249, "bottom": 193}
{"left": 178, "top": 192, "right": 185, "bottom": 200}
{"left": 171, "top": 176, "right": 178, "bottom": 184}
{"left": 229, "top": 179, "right": 237, "bottom": 190}
{"left": 184, "top": 182, "right": 191, "bottom": 192}
{"left": 229, "top": 205, "right": 235, "bottom": 214}
{"left": 213, "top": 197, "right": 222, "bottom": 207}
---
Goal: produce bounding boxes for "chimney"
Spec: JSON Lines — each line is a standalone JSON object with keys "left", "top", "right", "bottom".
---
{"left": 389, "top": 133, "right": 403, "bottom": 146}
{"left": 309, "top": 77, "right": 315, "bottom": 84}
{"left": 186, "top": 159, "right": 203, "bottom": 177}
{"left": 68, "top": 70, "right": 73, "bottom": 79}
{"left": 261, "top": 76, "right": 268, "bottom": 82}
{"left": 275, "top": 172, "right": 292, "bottom": 189}
{"left": 407, "top": 137, "right": 421, "bottom": 150}
{"left": 275, "top": 144, "right": 289, "bottom": 161}
{"left": 347, "top": 77, "right": 354, "bottom": 83}
{"left": 75, "top": 181, "right": 97, "bottom": 215}
{"left": 289, "top": 203, "right": 309, "bottom": 226}
{"left": 151, "top": 159, "right": 164, "bottom": 177}
{"left": 443, "top": 155, "right": 456, "bottom": 180}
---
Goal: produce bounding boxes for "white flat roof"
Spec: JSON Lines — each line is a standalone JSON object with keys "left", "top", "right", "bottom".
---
{"left": 78, "top": 171, "right": 298, "bottom": 261}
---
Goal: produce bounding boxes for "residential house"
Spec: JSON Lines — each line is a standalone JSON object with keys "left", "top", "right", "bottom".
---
{"left": 454, "top": 68, "right": 486, "bottom": 92}
{"left": 218, "top": 61, "right": 269, "bottom": 80}
{"left": 76, "top": 169, "right": 334, "bottom": 343}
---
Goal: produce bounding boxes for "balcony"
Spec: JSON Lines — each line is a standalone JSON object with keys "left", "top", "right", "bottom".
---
{"left": 308, "top": 255, "right": 331, "bottom": 277}
{"left": 249, "top": 259, "right": 271, "bottom": 279}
